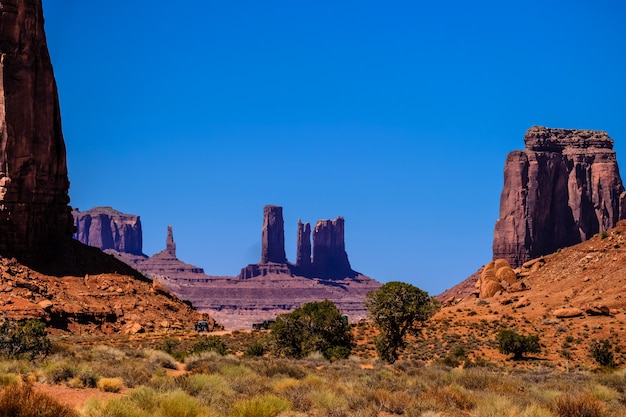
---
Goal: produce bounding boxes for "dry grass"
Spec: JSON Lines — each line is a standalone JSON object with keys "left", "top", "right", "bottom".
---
{"left": 0, "top": 383, "right": 79, "bottom": 417}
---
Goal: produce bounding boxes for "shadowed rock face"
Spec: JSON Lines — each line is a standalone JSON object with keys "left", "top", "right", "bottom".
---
{"left": 295, "top": 219, "right": 311, "bottom": 270}
{"left": 73, "top": 207, "right": 144, "bottom": 256}
{"left": 0, "top": 0, "right": 74, "bottom": 263}
{"left": 493, "top": 126, "right": 626, "bottom": 267}
{"left": 261, "top": 205, "right": 287, "bottom": 264}
{"left": 312, "top": 217, "right": 352, "bottom": 278}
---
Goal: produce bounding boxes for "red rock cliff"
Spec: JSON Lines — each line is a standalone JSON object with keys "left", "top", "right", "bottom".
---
{"left": 261, "top": 205, "right": 287, "bottom": 264}
{"left": 493, "top": 126, "right": 626, "bottom": 267}
{"left": 0, "top": 0, "right": 74, "bottom": 263}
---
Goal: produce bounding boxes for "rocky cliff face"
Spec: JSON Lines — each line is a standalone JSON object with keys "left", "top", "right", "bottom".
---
{"left": 295, "top": 219, "right": 311, "bottom": 271}
{"left": 312, "top": 217, "right": 353, "bottom": 278}
{"left": 261, "top": 205, "right": 286, "bottom": 264}
{"left": 73, "top": 207, "right": 144, "bottom": 256}
{"left": 0, "top": 0, "right": 74, "bottom": 264}
{"left": 493, "top": 126, "right": 626, "bottom": 267}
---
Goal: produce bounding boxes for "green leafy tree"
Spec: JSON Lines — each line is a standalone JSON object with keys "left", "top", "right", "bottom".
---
{"left": 496, "top": 329, "right": 540, "bottom": 360}
{"left": 589, "top": 339, "right": 616, "bottom": 368}
{"left": 365, "top": 282, "right": 438, "bottom": 363}
{"left": 271, "top": 300, "right": 353, "bottom": 361}
{"left": 0, "top": 319, "right": 51, "bottom": 360}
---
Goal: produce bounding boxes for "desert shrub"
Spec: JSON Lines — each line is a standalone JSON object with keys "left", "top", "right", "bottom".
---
{"left": 552, "top": 394, "right": 605, "bottom": 417}
{"left": 67, "top": 364, "right": 99, "bottom": 388}
{"left": 0, "top": 383, "right": 79, "bottom": 417}
{"left": 41, "top": 359, "right": 77, "bottom": 383}
{"left": 89, "top": 344, "right": 127, "bottom": 361}
{"left": 178, "top": 373, "right": 217, "bottom": 397}
{"left": 497, "top": 329, "right": 541, "bottom": 359}
{"left": 277, "top": 383, "right": 312, "bottom": 412}
{"left": 191, "top": 336, "right": 228, "bottom": 356}
{"left": 244, "top": 341, "right": 266, "bottom": 357}
{"left": 271, "top": 300, "right": 353, "bottom": 361}
{"left": 254, "top": 360, "right": 307, "bottom": 379}
{"left": 590, "top": 340, "right": 615, "bottom": 368}
{"left": 146, "top": 349, "right": 179, "bottom": 370}
{"left": 84, "top": 397, "right": 148, "bottom": 417}
{"left": 0, "top": 373, "right": 19, "bottom": 386}
{"left": 415, "top": 385, "right": 475, "bottom": 413}
{"left": 365, "top": 282, "right": 438, "bottom": 363}
{"left": 310, "top": 390, "right": 349, "bottom": 417}
{"left": 229, "top": 394, "right": 290, "bottom": 417}
{"left": 370, "top": 388, "right": 413, "bottom": 414}
{"left": 0, "top": 319, "right": 51, "bottom": 360}
{"left": 158, "top": 390, "right": 206, "bottom": 417}
{"left": 97, "top": 377, "right": 124, "bottom": 392}
{"left": 184, "top": 351, "right": 222, "bottom": 373}
{"left": 473, "top": 393, "right": 522, "bottom": 417}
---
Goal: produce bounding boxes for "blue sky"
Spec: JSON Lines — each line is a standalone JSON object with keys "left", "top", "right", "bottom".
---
{"left": 42, "top": 1, "right": 626, "bottom": 295}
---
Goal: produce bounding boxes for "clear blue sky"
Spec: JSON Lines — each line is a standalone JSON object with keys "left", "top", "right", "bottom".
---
{"left": 42, "top": 1, "right": 626, "bottom": 295}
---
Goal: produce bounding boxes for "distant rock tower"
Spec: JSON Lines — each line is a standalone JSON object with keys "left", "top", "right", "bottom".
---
{"left": 261, "top": 205, "right": 287, "bottom": 264}
{"left": 72, "top": 207, "right": 144, "bottom": 256}
{"left": 165, "top": 225, "right": 176, "bottom": 256}
{"left": 493, "top": 126, "right": 626, "bottom": 267}
{"left": 312, "top": 217, "right": 353, "bottom": 278}
{"left": 0, "top": 0, "right": 74, "bottom": 263}
{"left": 295, "top": 219, "right": 312, "bottom": 271}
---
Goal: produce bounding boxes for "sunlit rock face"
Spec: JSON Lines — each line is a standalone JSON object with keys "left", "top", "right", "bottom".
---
{"left": 0, "top": 0, "right": 74, "bottom": 263}
{"left": 493, "top": 126, "right": 626, "bottom": 267}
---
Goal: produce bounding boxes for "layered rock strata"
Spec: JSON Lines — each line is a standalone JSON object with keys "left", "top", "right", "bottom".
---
{"left": 73, "top": 207, "right": 144, "bottom": 256}
{"left": 0, "top": 0, "right": 74, "bottom": 263}
{"left": 493, "top": 126, "right": 626, "bottom": 267}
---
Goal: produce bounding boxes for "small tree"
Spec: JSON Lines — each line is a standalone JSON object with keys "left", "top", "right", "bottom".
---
{"left": 589, "top": 339, "right": 616, "bottom": 368}
{"left": 365, "top": 282, "right": 438, "bottom": 363}
{"left": 0, "top": 319, "right": 51, "bottom": 360}
{"left": 496, "top": 329, "right": 540, "bottom": 360}
{"left": 271, "top": 300, "right": 353, "bottom": 361}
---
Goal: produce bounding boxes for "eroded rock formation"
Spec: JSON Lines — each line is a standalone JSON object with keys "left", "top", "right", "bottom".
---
{"left": 73, "top": 207, "right": 143, "bottom": 256}
{"left": 261, "top": 205, "right": 286, "bottom": 264}
{"left": 312, "top": 217, "right": 352, "bottom": 278}
{"left": 0, "top": 0, "right": 74, "bottom": 263}
{"left": 493, "top": 126, "right": 626, "bottom": 267}
{"left": 295, "top": 219, "right": 311, "bottom": 271}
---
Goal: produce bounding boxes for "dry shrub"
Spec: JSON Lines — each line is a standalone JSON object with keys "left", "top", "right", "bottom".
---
{"left": 473, "top": 393, "right": 522, "bottom": 417}
{"left": 277, "top": 383, "right": 312, "bottom": 412}
{"left": 158, "top": 390, "right": 206, "bottom": 417}
{"left": 416, "top": 384, "right": 475, "bottom": 413}
{"left": 370, "top": 388, "right": 413, "bottom": 414}
{"left": 84, "top": 397, "right": 147, "bottom": 417}
{"left": 97, "top": 377, "right": 124, "bottom": 393}
{"left": 0, "top": 383, "right": 79, "bottom": 417}
{"left": 184, "top": 351, "right": 223, "bottom": 373}
{"left": 310, "top": 390, "right": 349, "bottom": 417}
{"left": 229, "top": 394, "right": 290, "bottom": 417}
{"left": 552, "top": 394, "right": 605, "bottom": 417}
{"left": 41, "top": 359, "right": 77, "bottom": 383}
{"left": 145, "top": 349, "right": 179, "bottom": 370}
{"left": 0, "top": 373, "right": 19, "bottom": 386}
{"left": 523, "top": 404, "right": 557, "bottom": 417}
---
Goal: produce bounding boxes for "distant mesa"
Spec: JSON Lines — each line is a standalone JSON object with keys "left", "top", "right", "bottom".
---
{"left": 73, "top": 207, "right": 144, "bottom": 256}
{"left": 493, "top": 126, "right": 626, "bottom": 268}
{"left": 73, "top": 204, "right": 380, "bottom": 330}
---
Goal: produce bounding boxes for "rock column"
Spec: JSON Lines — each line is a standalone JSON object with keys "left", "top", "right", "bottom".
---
{"left": 261, "top": 205, "right": 286, "bottom": 264}
{"left": 165, "top": 225, "right": 176, "bottom": 256}
{"left": 296, "top": 219, "right": 311, "bottom": 271}
{"left": 0, "top": 0, "right": 74, "bottom": 263}
{"left": 312, "top": 217, "right": 352, "bottom": 278}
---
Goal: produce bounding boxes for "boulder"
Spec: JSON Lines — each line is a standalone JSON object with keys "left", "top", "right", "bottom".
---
{"left": 553, "top": 308, "right": 583, "bottom": 318}
{"left": 496, "top": 266, "right": 517, "bottom": 285}
{"left": 585, "top": 304, "right": 611, "bottom": 316}
{"left": 480, "top": 280, "right": 502, "bottom": 298}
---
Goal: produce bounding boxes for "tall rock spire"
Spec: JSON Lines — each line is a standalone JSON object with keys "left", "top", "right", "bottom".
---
{"left": 0, "top": 0, "right": 74, "bottom": 263}
{"left": 261, "top": 205, "right": 286, "bottom": 264}
{"left": 296, "top": 219, "right": 311, "bottom": 270}
{"left": 165, "top": 225, "right": 176, "bottom": 256}
{"left": 493, "top": 126, "right": 626, "bottom": 267}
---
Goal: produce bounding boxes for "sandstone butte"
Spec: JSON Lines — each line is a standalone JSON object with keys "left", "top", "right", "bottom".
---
{"left": 0, "top": 0, "right": 217, "bottom": 334}
{"left": 493, "top": 126, "right": 626, "bottom": 268}
{"left": 76, "top": 205, "right": 382, "bottom": 330}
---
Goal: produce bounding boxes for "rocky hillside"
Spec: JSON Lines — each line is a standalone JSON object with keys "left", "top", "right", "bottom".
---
{"left": 433, "top": 220, "right": 626, "bottom": 367}
{"left": 493, "top": 126, "right": 626, "bottom": 267}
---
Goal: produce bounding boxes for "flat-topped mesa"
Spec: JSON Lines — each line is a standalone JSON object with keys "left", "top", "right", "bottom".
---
{"left": 165, "top": 225, "right": 176, "bottom": 256}
{"left": 295, "top": 219, "right": 311, "bottom": 271}
{"left": 73, "top": 207, "right": 144, "bottom": 256}
{"left": 493, "top": 126, "right": 626, "bottom": 267}
{"left": 0, "top": 0, "right": 74, "bottom": 263}
{"left": 524, "top": 126, "right": 614, "bottom": 152}
{"left": 312, "top": 217, "right": 353, "bottom": 278}
{"left": 261, "top": 205, "right": 287, "bottom": 264}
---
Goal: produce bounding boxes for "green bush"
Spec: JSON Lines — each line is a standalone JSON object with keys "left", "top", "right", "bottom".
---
{"left": 244, "top": 341, "right": 266, "bottom": 357}
{"left": 191, "top": 336, "right": 228, "bottom": 356}
{"left": 230, "top": 394, "right": 290, "bottom": 417}
{"left": 0, "top": 319, "right": 51, "bottom": 360}
{"left": 496, "top": 330, "right": 540, "bottom": 360}
{"left": 589, "top": 339, "right": 616, "bottom": 368}
{"left": 271, "top": 300, "right": 353, "bottom": 360}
